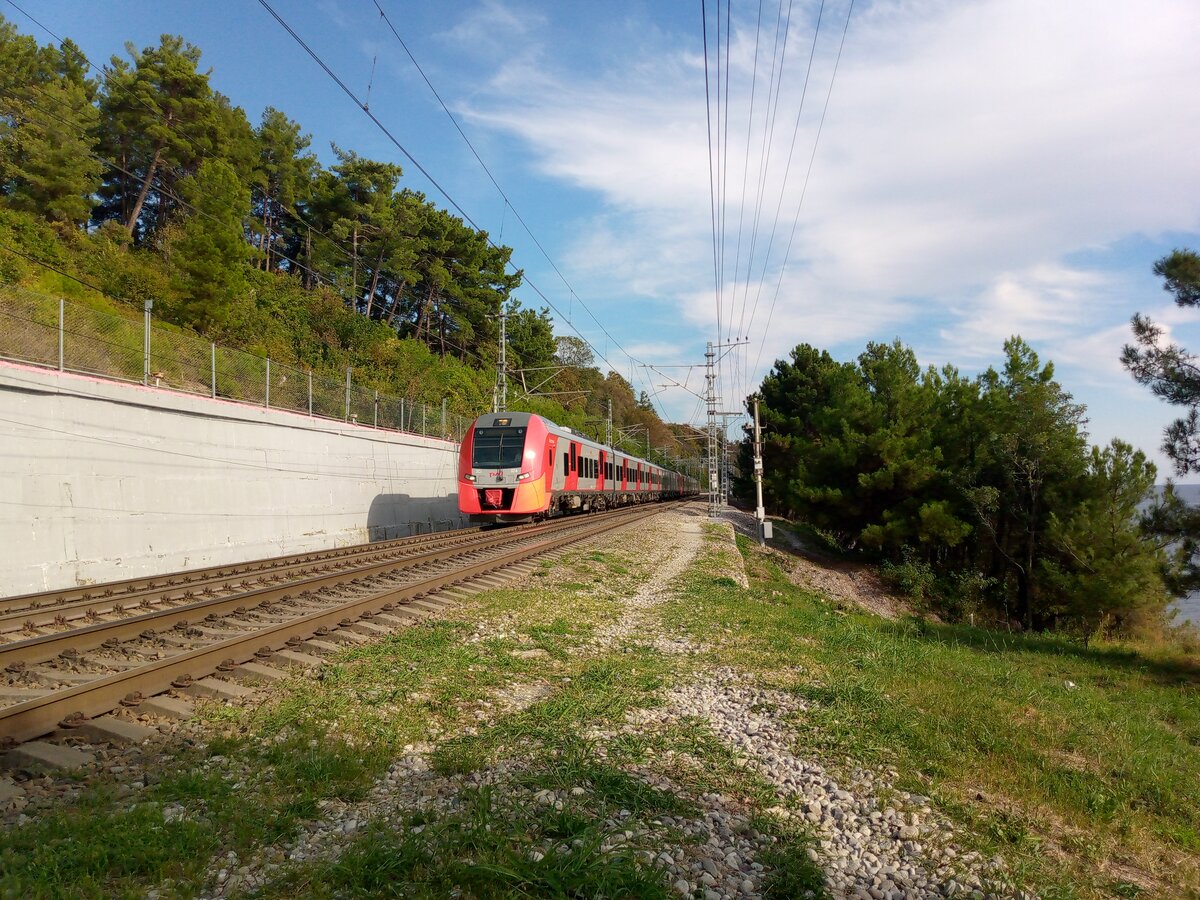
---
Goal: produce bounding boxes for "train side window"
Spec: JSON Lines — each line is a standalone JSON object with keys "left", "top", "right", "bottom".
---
{"left": 562, "top": 452, "right": 569, "bottom": 476}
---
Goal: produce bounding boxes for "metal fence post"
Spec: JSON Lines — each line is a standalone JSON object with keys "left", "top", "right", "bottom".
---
{"left": 345, "top": 367, "right": 351, "bottom": 421}
{"left": 308, "top": 370, "right": 313, "bottom": 416}
{"left": 210, "top": 343, "right": 216, "bottom": 398}
{"left": 265, "top": 358, "right": 271, "bottom": 408}
{"left": 441, "top": 398, "right": 446, "bottom": 437}
{"left": 142, "top": 299, "right": 153, "bottom": 386}
{"left": 421, "top": 403, "right": 426, "bottom": 436}
{"left": 58, "top": 298, "right": 64, "bottom": 372}
{"left": 373, "top": 390, "right": 379, "bottom": 428}
{"left": 400, "top": 398, "right": 405, "bottom": 432}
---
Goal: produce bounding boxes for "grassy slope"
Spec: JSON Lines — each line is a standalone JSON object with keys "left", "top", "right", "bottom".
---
{"left": 661, "top": 537, "right": 1200, "bottom": 898}
{"left": 1, "top": 522, "right": 1195, "bottom": 898}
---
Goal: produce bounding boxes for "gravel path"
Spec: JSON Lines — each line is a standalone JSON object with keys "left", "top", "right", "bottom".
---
{"left": 198, "top": 508, "right": 1026, "bottom": 899}
{"left": 6, "top": 508, "right": 1027, "bottom": 899}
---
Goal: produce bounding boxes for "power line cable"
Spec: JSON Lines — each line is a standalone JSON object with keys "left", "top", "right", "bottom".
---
{"left": 753, "top": 0, "right": 854, "bottom": 376}
{"left": 368, "top": 0, "right": 667, "bottom": 418}
{"left": 701, "top": 0, "right": 723, "bottom": 346}
{"left": 0, "top": 30, "right": 550, "bottom": 389}
{"left": 4, "top": 0, "right": 675, "bottom": 426}
{"left": 258, "top": 0, "right": 671, "bottom": 423}
{"left": 741, "top": 0, "right": 826, "bottom": 344}
{"left": 738, "top": 0, "right": 793, "bottom": 329}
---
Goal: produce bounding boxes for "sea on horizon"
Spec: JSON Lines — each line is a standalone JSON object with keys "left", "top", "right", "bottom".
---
{"left": 1172, "top": 594, "right": 1200, "bottom": 627}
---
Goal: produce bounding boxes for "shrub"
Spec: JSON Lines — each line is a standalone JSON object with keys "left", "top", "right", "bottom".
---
{"left": 880, "top": 547, "right": 937, "bottom": 607}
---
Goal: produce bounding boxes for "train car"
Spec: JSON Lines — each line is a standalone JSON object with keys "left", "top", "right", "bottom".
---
{"left": 458, "top": 411, "right": 698, "bottom": 524}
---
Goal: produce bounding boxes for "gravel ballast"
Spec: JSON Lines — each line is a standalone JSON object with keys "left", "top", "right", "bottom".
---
{"left": 4, "top": 507, "right": 1032, "bottom": 899}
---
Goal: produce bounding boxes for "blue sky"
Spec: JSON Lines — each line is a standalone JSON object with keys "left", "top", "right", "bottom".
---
{"left": 11, "top": 0, "right": 1200, "bottom": 478}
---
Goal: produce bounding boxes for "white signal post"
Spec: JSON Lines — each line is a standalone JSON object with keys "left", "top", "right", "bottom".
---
{"left": 753, "top": 394, "right": 770, "bottom": 545}
{"left": 493, "top": 304, "right": 507, "bottom": 413}
{"left": 704, "top": 339, "right": 748, "bottom": 517}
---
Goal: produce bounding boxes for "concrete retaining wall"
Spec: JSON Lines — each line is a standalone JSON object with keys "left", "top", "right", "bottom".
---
{"left": 0, "top": 362, "right": 464, "bottom": 595}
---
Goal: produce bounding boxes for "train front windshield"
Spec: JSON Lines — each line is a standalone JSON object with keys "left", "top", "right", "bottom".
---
{"left": 472, "top": 427, "right": 527, "bottom": 469}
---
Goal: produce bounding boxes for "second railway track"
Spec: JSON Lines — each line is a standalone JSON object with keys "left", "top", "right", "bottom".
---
{"left": 0, "top": 502, "right": 686, "bottom": 747}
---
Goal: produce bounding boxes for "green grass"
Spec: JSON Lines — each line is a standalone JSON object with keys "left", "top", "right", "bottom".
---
{"left": 754, "top": 817, "right": 828, "bottom": 899}
{"left": 254, "top": 789, "right": 672, "bottom": 900}
{"left": 9, "top": 520, "right": 1188, "bottom": 898}
{"left": 0, "top": 735, "right": 376, "bottom": 899}
{"left": 658, "top": 536, "right": 1200, "bottom": 897}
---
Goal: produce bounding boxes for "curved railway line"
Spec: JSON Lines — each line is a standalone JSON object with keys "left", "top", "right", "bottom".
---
{"left": 1, "top": 502, "right": 686, "bottom": 749}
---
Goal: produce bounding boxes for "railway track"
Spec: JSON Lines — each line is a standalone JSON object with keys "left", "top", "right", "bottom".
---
{"left": 0, "top": 502, "right": 683, "bottom": 748}
{"left": 0, "top": 524, "right": 498, "bottom": 623}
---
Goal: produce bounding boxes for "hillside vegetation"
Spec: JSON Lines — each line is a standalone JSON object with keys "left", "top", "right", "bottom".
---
{"left": 737, "top": 332, "right": 1200, "bottom": 644}
{"left": 0, "top": 17, "right": 694, "bottom": 464}
{"left": 4, "top": 13, "right": 1198, "bottom": 643}
{"left": 2, "top": 516, "right": 1195, "bottom": 898}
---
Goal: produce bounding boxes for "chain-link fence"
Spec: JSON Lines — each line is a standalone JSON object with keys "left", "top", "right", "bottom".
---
{"left": 0, "top": 284, "right": 473, "bottom": 442}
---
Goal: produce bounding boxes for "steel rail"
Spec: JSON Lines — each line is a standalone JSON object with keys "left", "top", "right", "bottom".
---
{"left": 0, "top": 514, "right": 601, "bottom": 668}
{"left": 0, "top": 525, "right": 534, "bottom": 633}
{"left": 0, "top": 524, "right": 492, "bottom": 616}
{"left": 0, "top": 502, "right": 682, "bottom": 743}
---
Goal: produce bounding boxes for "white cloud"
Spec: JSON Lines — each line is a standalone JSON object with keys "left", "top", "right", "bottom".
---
{"left": 440, "top": 1, "right": 546, "bottom": 57}
{"left": 933, "top": 263, "right": 1109, "bottom": 365}
{"left": 459, "top": 0, "right": 1200, "bottom": 441}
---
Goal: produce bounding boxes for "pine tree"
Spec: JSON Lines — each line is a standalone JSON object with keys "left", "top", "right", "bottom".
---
{"left": 252, "top": 107, "right": 316, "bottom": 274}
{"left": 1123, "top": 249, "right": 1200, "bottom": 473}
{"left": 2, "top": 76, "right": 102, "bottom": 227}
{"left": 95, "top": 36, "right": 224, "bottom": 241}
{"left": 169, "top": 158, "right": 249, "bottom": 332}
{"left": 0, "top": 20, "right": 101, "bottom": 228}
{"left": 1041, "top": 441, "right": 1168, "bottom": 636}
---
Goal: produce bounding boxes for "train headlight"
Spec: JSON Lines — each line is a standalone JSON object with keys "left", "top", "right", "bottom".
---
{"left": 516, "top": 472, "right": 531, "bottom": 481}
{"left": 464, "top": 474, "right": 476, "bottom": 482}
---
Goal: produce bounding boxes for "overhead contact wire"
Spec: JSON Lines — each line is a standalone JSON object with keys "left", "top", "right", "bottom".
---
{"left": 753, "top": 0, "right": 854, "bottom": 376}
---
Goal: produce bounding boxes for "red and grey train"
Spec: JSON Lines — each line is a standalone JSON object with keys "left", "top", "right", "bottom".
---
{"left": 458, "top": 412, "right": 698, "bottom": 524}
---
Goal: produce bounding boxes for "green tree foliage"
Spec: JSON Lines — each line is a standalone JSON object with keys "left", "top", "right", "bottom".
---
{"left": 555, "top": 335, "right": 595, "bottom": 369}
{"left": 753, "top": 336, "right": 1168, "bottom": 636}
{"left": 969, "top": 338, "right": 1089, "bottom": 629}
{"left": 1040, "top": 441, "right": 1168, "bottom": 635}
{"left": 251, "top": 107, "right": 316, "bottom": 275}
{"left": 168, "top": 158, "right": 248, "bottom": 332}
{"left": 505, "top": 303, "right": 555, "bottom": 373}
{"left": 1139, "top": 483, "right": 1200, "bottom": 596}
{"left": 0, "top": 23, "right": 101, "bottom": 228}
{"left": 0, "top": 15, "right": 695, "bottom": 479}
{"left": 1123, "top": 248, "right": 1200, "bottom": 474}
{"left": 95, "top": 35, "right": 226, "bottom": 241}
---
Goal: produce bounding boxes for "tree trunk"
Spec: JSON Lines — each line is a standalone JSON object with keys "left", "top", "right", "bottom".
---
{"left": 304, "top": 227, "right": 313, "bottom": 289}
{"left": 437, "top": 295, "right": 446, "bottom": 356}
{"left": 417, "top": 283, "right": 436, "bottom": 344}
{"left": 352, "top": 223, "right": 359, "bottom": 309}
{"left": 125, "top": 143, "right": 164, "bottom": 237}
{"left": 1024, "top": 483, "right": 1039, "bottom": 631}
{"left": 365, "top": 244, "right": 387, "bottom": 319}
{"left": 386, "top": 278, "right": 408, "bottom": 326}
{"left": 119, "top": 148, "right": 131, "bottom": 234}
{"left": 256, "top": 202, "right": 268, "bottom": 271}
{"left": 263, "top": 201, "right": 274, "bottom": 272}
